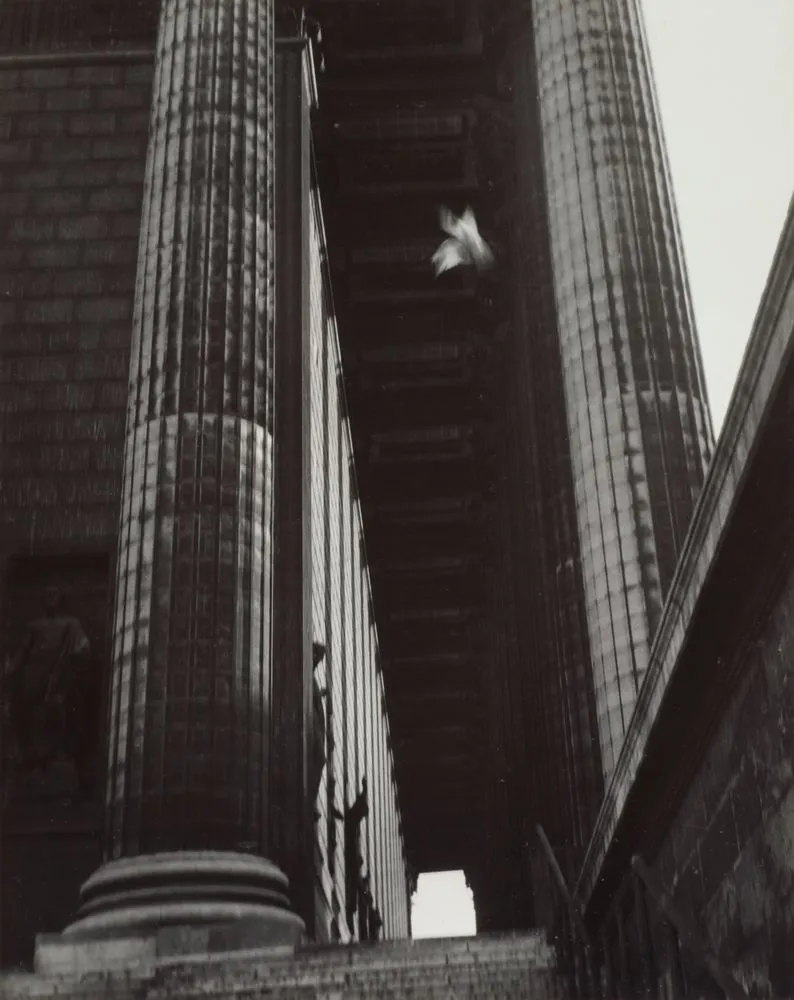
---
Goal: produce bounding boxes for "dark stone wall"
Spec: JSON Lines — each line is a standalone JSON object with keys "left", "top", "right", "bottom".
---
{"left": 584, "top": 361, "right": 794, "bottom": 997}
{"left": 0, "top": 57, "right": 153, "bottom": 970}
{"left": 1, "top": 813, "right": 101, "bottom": 972}
{"left": 647, "top": 557, "right": 794, "bottom": 996}
{"left": 0, "top": 60, "right": 153, "bottom": 551}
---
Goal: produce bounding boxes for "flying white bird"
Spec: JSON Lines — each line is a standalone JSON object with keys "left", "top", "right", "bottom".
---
{"left": 431, "top": 206, "right": 494, "bottom": 277}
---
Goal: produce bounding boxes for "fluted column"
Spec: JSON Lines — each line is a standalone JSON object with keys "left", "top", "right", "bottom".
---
{"left": 61, "top": 0, "right": 304, "bottom": 943}
{"left": 530, "top": 0, "right": 714, "bottom": 779}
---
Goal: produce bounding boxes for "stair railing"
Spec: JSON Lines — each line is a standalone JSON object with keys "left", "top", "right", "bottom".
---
{"left": 532, "top": 828, "right": 750, "bottom": 999}
{"left": 630, "top": 856, "right": 749, "bottom": 1000}
{"left": 534, "top": 824, "right": 601, "bottom": 998}
{"left": 594, "top": 855, "right": 751, "bottom": 999}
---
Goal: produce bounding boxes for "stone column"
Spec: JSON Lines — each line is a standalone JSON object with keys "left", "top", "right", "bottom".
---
{"left": 60, "top": 0, "right": 304, "bottom": 946}
{"left": 529, "top": 0, "right": 714, "bottom": 780}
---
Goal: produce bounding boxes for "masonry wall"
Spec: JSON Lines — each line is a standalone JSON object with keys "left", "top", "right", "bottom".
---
{"left": 592, "top": 552, "right": 794, "bottom": 999}
{"left": 0, "top": 59, "right": 152, "bottom": 551}
{"left": 0, "top": 56, "right": 153, "bottom": 971}
{"left": 1, "top": 47, "right": 410, "bottom": 967}
{"left": 308, "top": 189, "right": 411, "bottom": 944}
{"left": 583, "top": 350, "right": 794, "bottom": 998}
{"left": 647, "top": 557, "right": 794, "bottom": 997}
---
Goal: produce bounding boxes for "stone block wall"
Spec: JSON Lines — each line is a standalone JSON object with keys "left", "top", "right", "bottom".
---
{"left": 568, "top": 187, "right": 794, "bottom": 995}
{"left": 582, "top": 342, "right": 794, "bottom": 996}
{"left": 0, "top": 59, "right": 153, "bottom": 551}
{"left": 586, "top": 469, "right": 794, "bottom": 996}
{"left": 0, "top": 55, "right": 154, "bottom": 971}
{"left": 1, "top": 816, "right": 101, "bottom": 975}
{"left": 647, "top": 558, "right": 794, "bottom": 996}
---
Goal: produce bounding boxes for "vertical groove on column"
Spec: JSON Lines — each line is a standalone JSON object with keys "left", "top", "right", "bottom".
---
{"left": 531, "top": 0, "right": 714, "bottom": 780}
{"left": 105, "top": 0, "right": 277, "bottom": 859}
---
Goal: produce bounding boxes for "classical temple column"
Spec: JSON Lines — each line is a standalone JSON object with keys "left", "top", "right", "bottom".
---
{"left": 60, "top": 0, "right": 304, "bottom": 944}
{"left": 528, "top": 0, "right": 714, "bottom": 780}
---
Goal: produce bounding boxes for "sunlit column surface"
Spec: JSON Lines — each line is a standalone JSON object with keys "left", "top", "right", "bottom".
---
{"left": 531, "top": 0, "right": 714, "bottom": 779}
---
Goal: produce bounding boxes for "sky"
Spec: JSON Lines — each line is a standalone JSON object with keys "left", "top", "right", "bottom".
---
{"left": 411, "top": 1, "right": 794, "bottom": 938}
{"left": 643, "top": 0, "right": 794, "bottom": 431}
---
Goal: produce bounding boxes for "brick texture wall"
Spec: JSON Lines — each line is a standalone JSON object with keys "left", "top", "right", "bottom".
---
{"left": 0, "top": 60, "right": 153, "bottom": 550}
{"left": 589, "top": 373, "right": 794, "bottom": 997}
{"left": 647, "top": 558, "right": 794, "bottom": 996}
{"left": 0, "top": 56, "right": 153, "bottom": 971}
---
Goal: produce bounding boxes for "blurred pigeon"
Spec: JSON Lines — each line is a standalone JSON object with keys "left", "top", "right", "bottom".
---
{"left": 432, "top": 206, "right": 494, "bottom": 276}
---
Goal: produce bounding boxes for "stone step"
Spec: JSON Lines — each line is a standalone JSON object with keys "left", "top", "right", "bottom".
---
{"left": 1, "top": 931, "right": 568, "bottom": 1000}
{"left": 147, "top": 937, "right": 555, "bottom": 989}
{"left": 264, "top": 932, "right": 550, "bottom": 962}
{"left": 161, "top": 957, "right": 555, "bottom": 985}
{"left": 224, "top": 988, "right": 566, "bottom": 1000}
{"left": 157, "top": 984, "right": 558, "bottom": 996}
{"left": 155, "top": 968, "right": 560, "bottom": 993}
{"left": 160, "top": 951, "right": 555, "bottom": 983}
{"left": 161, "top": 937, "right": 553, "bottom": 978}
{"left": 157, "top": 980, "right": 568, "bottom": 1000}
{"left": 2, "top": 974, "right": 568, "bottom": 1000}
{"left": 179, "top": 948, "right": 552, "bottom": 971}
{"left": 154, "top": 963, "right": 557, "bottom": 994}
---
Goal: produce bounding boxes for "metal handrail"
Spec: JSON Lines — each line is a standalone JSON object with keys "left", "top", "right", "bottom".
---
{"left": 535, "top": 824, "right": 592, "bottom": 950}
{"left": 535, "top": 824, "right": 600, "bottom": 997}
{"left": 631, "top": 856, "right": 749, "bottom": 1000}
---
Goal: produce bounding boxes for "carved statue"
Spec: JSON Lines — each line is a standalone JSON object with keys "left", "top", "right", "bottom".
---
{"left": 342, "top": 777, "right": 369, "bottom": 934}
{"left": 2, "top": 585, "right": 98, "bottom": 800}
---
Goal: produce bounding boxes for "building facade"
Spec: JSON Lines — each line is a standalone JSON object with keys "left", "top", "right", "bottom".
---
{"left": 0, "top": 7, "right": 410, "bottom": 967}
{"left": 1, "top": 0, "right": 712, "bottom": 964}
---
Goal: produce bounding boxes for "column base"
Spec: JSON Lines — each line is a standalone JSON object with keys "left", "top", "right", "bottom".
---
{"left": 35, "top": 852, "right": 305, "bottom": 974}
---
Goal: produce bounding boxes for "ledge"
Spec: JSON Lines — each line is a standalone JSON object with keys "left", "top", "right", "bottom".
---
{"left": 0, "top": 49, "right": 152, "bottom": 68}
{"left": 0, "top": 32, "right": 311, "bottom": 71}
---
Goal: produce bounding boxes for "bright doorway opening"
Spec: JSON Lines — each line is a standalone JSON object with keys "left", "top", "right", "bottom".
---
{"left": 411, "top": 870, "right": 477, "bottom": 939}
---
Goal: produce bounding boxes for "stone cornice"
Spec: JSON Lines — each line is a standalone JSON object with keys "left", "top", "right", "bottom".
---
{"left": 576, "top": 191, "right": 794, "bottom": 909}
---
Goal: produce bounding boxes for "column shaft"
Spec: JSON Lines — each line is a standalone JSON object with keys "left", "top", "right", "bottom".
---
{"left": 531, "top": 0, "right": 714, "bottom": 778}
{"left": 107, "top": 0, "right": 277, "bottom": 857}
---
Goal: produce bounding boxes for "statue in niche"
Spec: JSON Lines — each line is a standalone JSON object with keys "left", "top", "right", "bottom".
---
{"left": 2, "top": 584, "right": 98, "bottom": 801}
{"left": 338, "top": 777, "right": 368, "bottom": 934}
{"left": 311, "top": 641, "right": 328, "bottom": 821}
